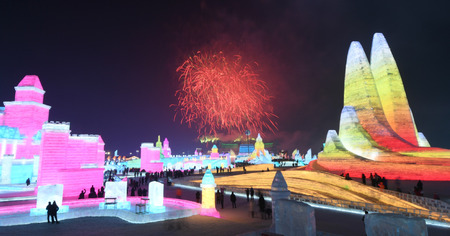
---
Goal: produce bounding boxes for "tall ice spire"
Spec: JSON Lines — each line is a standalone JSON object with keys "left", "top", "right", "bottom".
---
{"left": 370, "top": 33, "right": 418, "bottom": 146}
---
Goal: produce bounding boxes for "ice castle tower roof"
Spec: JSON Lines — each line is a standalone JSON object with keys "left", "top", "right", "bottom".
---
{"left": 18, "top": 75, "right": 43, "bottom": 90}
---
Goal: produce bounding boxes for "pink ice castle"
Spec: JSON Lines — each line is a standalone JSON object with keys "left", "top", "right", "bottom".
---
{"left": 0, "top": 76, "right": 105, "bottom": 197}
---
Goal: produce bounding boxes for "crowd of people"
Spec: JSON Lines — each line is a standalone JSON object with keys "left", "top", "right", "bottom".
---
{"left": 129, "top": 176, "right": 150, "bottom": 196}
{"left": 78, "top": 185, "right": 105, "bottom": 199}
{"left": 215, "top": 166, "right": 232, "bottom": 174}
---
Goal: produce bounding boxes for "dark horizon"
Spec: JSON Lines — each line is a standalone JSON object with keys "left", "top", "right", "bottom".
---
{"left": 1, "top": 1, "right": 450, "bottom": 156}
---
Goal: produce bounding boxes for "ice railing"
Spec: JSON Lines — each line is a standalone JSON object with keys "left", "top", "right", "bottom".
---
{"left": 210, "top": 184, "right": 450, "bottom": 223}
{"left": 173, "top": 176, "right": 450, "bottom": 222}
{"left": 381, "top": 188, "right": 450, "bottom": 214}
{"left": 289, "top": 193, "right": 450, "bottom": 223}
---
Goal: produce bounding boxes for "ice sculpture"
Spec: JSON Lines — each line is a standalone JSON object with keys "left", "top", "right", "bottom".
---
{"left": 247, "top": 133, "right": 273, "bottom": 164}
{"left": 0, "top": 75, "right": 105, "bottom": 191}
{"left": 270, "top": 171, "right": 291, "bottom": 232}
{"left": 319, "top": 33, "right": 450, "bottom": 162}
{"left": 105, "top": 181, "right": 127, "bottom": 202}
{"left": 304, "top": 149, "right": 312, "bottom": 164}
{"left": 274, "top": 199, "right": 316, "bottom": 236}
{"left": 100, "top": 181, "right": 130, "bottom": 209}
{"left": 30, "top": 184, "right": 68, "bottom": 216}
{"left": 200, "top": 169, "right": 220, "bottom": 218}
{"left": 254, "top": 133, "right": 266, "bottom": 157}
{"left": 35, "top": 184, "right": 63, "bottom": 209}
{"left": 148, "top": 181, "right": 165, "bottom": 212}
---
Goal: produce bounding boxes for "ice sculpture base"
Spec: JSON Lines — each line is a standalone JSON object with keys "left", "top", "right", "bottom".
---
{"left": 200, "top": 208, "right": 220, "bottom": 218}
{"left": 30, "top": 205, "right": 69, "bottom": 216}
{"left": 147, "top": 205, "right": 166, "bottom": 213}
{"left": 99, "top": 201, "right": 131, "bottom": 210}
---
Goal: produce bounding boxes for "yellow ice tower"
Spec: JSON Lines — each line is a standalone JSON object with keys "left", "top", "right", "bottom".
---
{"left": 254, "top": 133, "right": 265, "bottom": 157}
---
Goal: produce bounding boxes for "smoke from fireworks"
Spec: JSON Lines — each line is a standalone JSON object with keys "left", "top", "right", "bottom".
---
{"left": 174, "top": 51, "right": 277, "bottom": 136}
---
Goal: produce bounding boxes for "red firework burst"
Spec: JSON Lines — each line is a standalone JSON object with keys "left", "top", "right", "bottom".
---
{"left": 174, "top": 51, "right": 277, "bottom": 136}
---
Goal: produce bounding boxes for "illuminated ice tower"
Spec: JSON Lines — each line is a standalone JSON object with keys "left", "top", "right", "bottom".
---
{"left": 155, "top": 135, "right": 162, "bottom": 150}
{"left": 140, "top": 142, "right": 163, "bottom": 172}
{"left": 254, "top": 133, "right": 266, "bottom": 157}
{"left": 210, "top": 144, "right": 219, "bottom": 159}
{"left": 0, "top": 75, "right": 106, "bottom": 192}
{"left": 163, "top": 138, "right": 171, "bottom": 157}
{"left": 1, "top": 75, "right": 50, "bottom": 159}
{"left": 200, "top": 169, "right": 220, "bottom": 218}
{"left": 320, "top": 33, "right": 450, "bottom": 162}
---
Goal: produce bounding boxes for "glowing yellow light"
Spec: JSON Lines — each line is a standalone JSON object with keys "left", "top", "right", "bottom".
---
{"left": 201, "top": 187, "right": 216, "bottom": 209}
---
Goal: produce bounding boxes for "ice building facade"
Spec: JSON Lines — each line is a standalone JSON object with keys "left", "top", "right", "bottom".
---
{"left": 319, "top": 33, "right": 450, "bottom": 162}
{"left": 0, "top": 76, "right": 105, "bottom": 196}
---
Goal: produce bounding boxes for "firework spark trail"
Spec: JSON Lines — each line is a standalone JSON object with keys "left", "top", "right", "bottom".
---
{"left": 174, "top": 51, "right": 277, "bottom": 136}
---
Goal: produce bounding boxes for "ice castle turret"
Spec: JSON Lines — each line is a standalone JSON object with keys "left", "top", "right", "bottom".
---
{"left": 210, "top": 144, "right": 219, "bottom": 159}
{"left": 163, "top": 138, "right": 171, "bottom": 157}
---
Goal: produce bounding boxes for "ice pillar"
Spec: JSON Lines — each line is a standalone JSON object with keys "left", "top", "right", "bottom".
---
{"left": 12, "top": 140, "right": 18, "bottom": 159}
{"left": 270, "top": 171, "right": 291, "bottom": 232}
{"left": 1, "top": 139, "right": 6, "bottom": 159}
{"left": 200, "top": 169, "right": 220, "bottom": 218}
{"left": 1, "top": 155, "right": 13, "bottom": 184}
{"left": 32, "top": 155, "right": 40, "bottom": 182}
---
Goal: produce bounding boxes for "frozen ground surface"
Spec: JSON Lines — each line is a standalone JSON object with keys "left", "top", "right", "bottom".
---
{"left": 1, "top": 172, "right": 449, "bottom": 236}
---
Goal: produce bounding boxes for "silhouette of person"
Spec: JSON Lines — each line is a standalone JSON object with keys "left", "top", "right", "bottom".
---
{"left": 142, "top": 188, "right": 148, "bottom": 196}
{"left": 78, "top": 189, "right": 86, "bottom": 199}
{"left": 216, "top": 190, "right": 220, "bottom": 204}
{"left": 345, "top": 173, "right": 352, "bottom": 180}
{"left": 361, "top": 173, "right": 366, "bottom": 185}
{"left": 196, "top": 191, "right": 200, "bottom": 203}
{"left": 220, "top": 192, "right": 224, "bottom": 209}
{"left": 26, "top": 178, "right": 31, "bottom": 186}
{"left": 89, "top": 185, "right": 97, "bottom": 198}
{"left": 250, "top": 187, "right": 254, "bottom": 200}
{"left": 230, "top": 192, "right": 237, "bottom": 208}
{"left": 362, "top": 210, "right": 368, "bottom": 226}
{"left": 417, "top": 180, "right": 423, "bottom": 191}
{"left": 46, "top": 202, "right": 52, "bottom": 223}
{"left": 245, "top": 188, "right": 250, "bottom": 202}
{"left": 51, "top": 201, "right": 59, "bottom": 224}
{"left": 258, "top": 194, "right": 265, "bottom": 214}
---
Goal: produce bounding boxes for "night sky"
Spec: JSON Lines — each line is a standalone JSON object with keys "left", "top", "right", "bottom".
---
{"left": 1, "top": 1, "right": 450, "bottom": 155}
